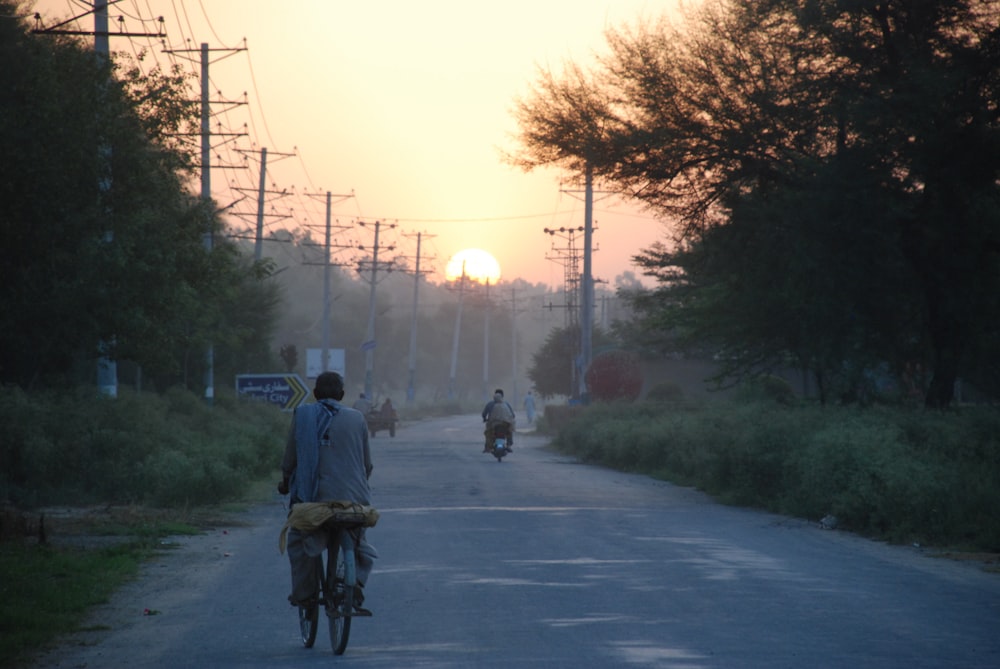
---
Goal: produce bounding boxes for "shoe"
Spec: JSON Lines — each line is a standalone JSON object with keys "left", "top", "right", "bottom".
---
{"left": 352, "top": 585, "right": 372, "bottom": 615}
{"left": 289, "top": 595, "right": 319, "bottom": 608}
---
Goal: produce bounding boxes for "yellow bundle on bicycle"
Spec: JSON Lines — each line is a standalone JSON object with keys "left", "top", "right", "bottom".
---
{"left": 279, "top": 501, "right": 380, "bottom": 554}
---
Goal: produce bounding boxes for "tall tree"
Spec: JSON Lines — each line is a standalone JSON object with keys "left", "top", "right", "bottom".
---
{"left": 0, "top": 3, "right": 279, "bottom": 390}
{"left": 512, "top": 0, "right": 1000, "bottom": 407}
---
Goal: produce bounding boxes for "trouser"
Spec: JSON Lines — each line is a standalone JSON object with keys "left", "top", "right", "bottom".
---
{"left": 286, "top": 526, "right": 377, "bottom": 605}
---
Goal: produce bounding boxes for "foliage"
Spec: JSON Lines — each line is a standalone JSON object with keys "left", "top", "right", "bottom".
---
{"left": 584, "top": 350, "right": 643, "bottom": 402}
{"left": 738, "top": 375, "right": 798, "bottom": 406}
{"left": 0, "top": 3, "right": 280, "bottom": 392}
{"left": 552, "top": 400, "right": 1000, "bottom": 551}
{"left": 0, "top": 384, "right": 288, "bottom": 508}
{"left": 510, "top": 0, "right": 1000, "bottom": 409}
{"left": 645, "top": 382, "right": 684, "bottom": 402}
{"left": 541, "top": 404, "right": 587, "bottom": 433}
{"left": 527, "top": 324, "right": 616, "bottom": 399}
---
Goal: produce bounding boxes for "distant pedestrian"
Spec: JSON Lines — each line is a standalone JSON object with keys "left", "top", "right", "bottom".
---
{"left": 523, "top": 390, "right": 536, "bottom": 425}
{"left": 352, "top": 392, "right": 372, "bottom": 416}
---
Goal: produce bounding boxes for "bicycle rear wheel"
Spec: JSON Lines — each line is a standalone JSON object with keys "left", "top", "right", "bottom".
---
{"left": 327, "top": 537, "right": 354, "bottom": 655}
{"left": 299, "top": 603, "right": 318, "bottom": 647}
{"left": 299, "top": 554, "right": 322, "bottom": 647}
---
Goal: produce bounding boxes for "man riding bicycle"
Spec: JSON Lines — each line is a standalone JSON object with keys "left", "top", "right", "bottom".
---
{"left": 279, "top": 372, "right": 377, "bottom": 613}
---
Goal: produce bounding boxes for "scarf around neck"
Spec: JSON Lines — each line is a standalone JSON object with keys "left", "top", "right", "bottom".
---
{"left": 291, "top": 399, "right": 338, "bottom": 503}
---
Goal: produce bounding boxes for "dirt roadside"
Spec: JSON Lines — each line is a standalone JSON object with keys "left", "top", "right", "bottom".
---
{"left": 14, "top": 503, "right": 281, "bottom": 669}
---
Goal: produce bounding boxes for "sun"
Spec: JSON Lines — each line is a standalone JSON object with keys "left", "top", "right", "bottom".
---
{"left": 445, "top": 248, "right": 502, "bottom": 284}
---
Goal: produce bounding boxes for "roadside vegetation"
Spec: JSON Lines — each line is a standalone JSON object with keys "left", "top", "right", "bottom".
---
{"left": 547, "top": 391, "right": 1000, "bottom": 554}
{"left": 512, "top": 0, "right": 1000, "bottom": 564}
{"left": 0, "top": 385, "right": 288, "bottom": 508}
{"left": 0, "top": 385, "right": 288, "bottom": 667}
{"left": 0, "top": 518, "right": 201, "bottom": 668}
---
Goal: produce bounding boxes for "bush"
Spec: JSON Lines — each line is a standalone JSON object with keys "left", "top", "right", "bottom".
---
{"left": 549, "top": 400, "right": 1000, "bottom": 552}
{"left": 0, "top": 385, "right": 288, "bottom": 508}
{"left": 585, "top": 351, "right": 643, "bottom": 402}
{"left": 544, "top": 404, "right": 587, "bottom": 432}
{"left": 645, "top": 382, "right": 685, "bottom": 402}
{"left": 739, "top": 375, "right": 797, "bottom": 405}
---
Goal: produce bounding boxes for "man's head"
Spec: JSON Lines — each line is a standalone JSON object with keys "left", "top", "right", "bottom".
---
{"left": 314, "top": 371, "right": 346, "bottom": 401}
{"left": 493, "top": 391, "right": 503, "bottom": 402}
{"left": 494, "top": 388, "right": 504, "bottom": 397}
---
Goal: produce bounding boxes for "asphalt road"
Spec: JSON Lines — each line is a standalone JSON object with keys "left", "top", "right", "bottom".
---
{"left": 32, "top": 414, "right": 1000, "bottom": 668}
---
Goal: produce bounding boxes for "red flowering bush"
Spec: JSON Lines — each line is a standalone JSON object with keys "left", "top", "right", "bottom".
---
{"left": 584, "top": 350, "right": 643, "bottom": 403}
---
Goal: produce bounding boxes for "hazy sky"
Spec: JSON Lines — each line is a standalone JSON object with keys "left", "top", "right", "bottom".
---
{"left": 32, "top": 0, "right": 678, "bottom": 288}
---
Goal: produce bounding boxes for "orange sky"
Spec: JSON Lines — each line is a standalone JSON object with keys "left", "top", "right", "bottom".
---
{"left": 32, "top": 0, "right": 677, "bottom": 288}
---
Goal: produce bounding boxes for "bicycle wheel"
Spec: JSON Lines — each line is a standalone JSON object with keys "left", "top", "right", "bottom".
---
{"left": 299, "top": 554, "right": 322, "bottom": 647}
{"left": 299, "top": 603, "right": 318, "bottom": 648}
{"left": 327, "top": 538, "right": 353, "bottom": 655}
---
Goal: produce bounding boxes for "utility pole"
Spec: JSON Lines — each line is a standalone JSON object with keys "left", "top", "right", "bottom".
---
{"left": 94, "top": 1, "right": 115, "bottom": 398}
{"left": 401, "top": 232, "right": 436, "bottom": 404}
{"left": 448, "top": 263, "right": 467, "bottom": 401}
{"left": 560, "top": 168, "right": 605, "bottom": 403}
{"left": 482, "top": 279, "right": 491, "bottom": 402}
{"left": 165, "top": 40, "right": 247, "bottom": 404}
{"left": 198, "top": 44, "right": 215, "bottom": 403}
{"left": 320, "top": 193, "right": 353, "bottom": 373}
{"left": 229, "top": 147, "right": 294, "bottom": 252}
{"left": 34, "top": 1, "right": 164, "bottom": 398}
{"left": 237, "top": 146, "right": 295, "bottom": 260}
{"left": 510, "top": 287, "right": 518, "bottom": 406}
{"left": 299, "top": 192, "right": 353, "bottom": 377}
{"left": 198, "top": 43, "right": 213, "bottom": 404}
{"left": 581, "top": 163, "right": 594, "bottom": 402}
{"left": 356, "top": 220, "right": 396, "bottom": 399}
{"left": 254, "top": 147, "right": 267, "bottom": 260}
{"left": 544, "top": 225, "right": 585, "bottom": 399}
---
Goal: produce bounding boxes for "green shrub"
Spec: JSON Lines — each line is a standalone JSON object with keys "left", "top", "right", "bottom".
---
{"left": 737, "top": 375, "right": 797, "bottom": 405}
{"left": 544, "top": 404, "right": 587, "bottom": 432}
{"left": 0, "top": 385, "right": 288, "bottom": 509}
{"left": 645, "top": 382, "right": 685, "bottom": 402}
{"left": 549, "top": 400, "right": 1000, "bottom": 552}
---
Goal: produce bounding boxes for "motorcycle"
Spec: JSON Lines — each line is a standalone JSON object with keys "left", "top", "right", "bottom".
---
{"left": 489, "top": 422, "right": 512, "bottom": 462}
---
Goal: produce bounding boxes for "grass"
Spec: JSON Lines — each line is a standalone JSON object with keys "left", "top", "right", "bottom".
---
{"left": 0, "top": 383, "right": 291, "bottom": 667}
{"left": 0, "top": 516, "right": 202, "bottom": 668}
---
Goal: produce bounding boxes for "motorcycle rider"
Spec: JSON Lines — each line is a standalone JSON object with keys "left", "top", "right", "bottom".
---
{"left": 481, "top": 388, "right": 515, "bottom": 453}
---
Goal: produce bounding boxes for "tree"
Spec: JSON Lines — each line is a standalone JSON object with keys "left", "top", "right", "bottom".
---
{"left": 511, "top": 0, "right": 1000, "bottom": 407}
{"left": 527, "top": 324, "right": 616, "bottom": 399}
{"left": 507, "top": 62, "right": 619, "bottom": 177}
{"left": 0, "top": 3, "right": 280, "bottom": 391}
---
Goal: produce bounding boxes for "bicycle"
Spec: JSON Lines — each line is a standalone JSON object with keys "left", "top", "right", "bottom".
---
{"left": 298, "top": 520, "right": 372, "bottom": 655}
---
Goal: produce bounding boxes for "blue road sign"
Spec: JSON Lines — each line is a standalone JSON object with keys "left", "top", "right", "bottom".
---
{"left": 235, "top": 374, "right": 309, "bottom": 411}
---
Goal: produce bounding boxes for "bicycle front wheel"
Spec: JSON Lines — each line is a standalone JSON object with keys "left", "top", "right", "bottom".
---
{"left": 327, "top": 536, "right": 354, "bottom": 655}
{"left": 299, "top": 603, "right": 318, "bottom": 648}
